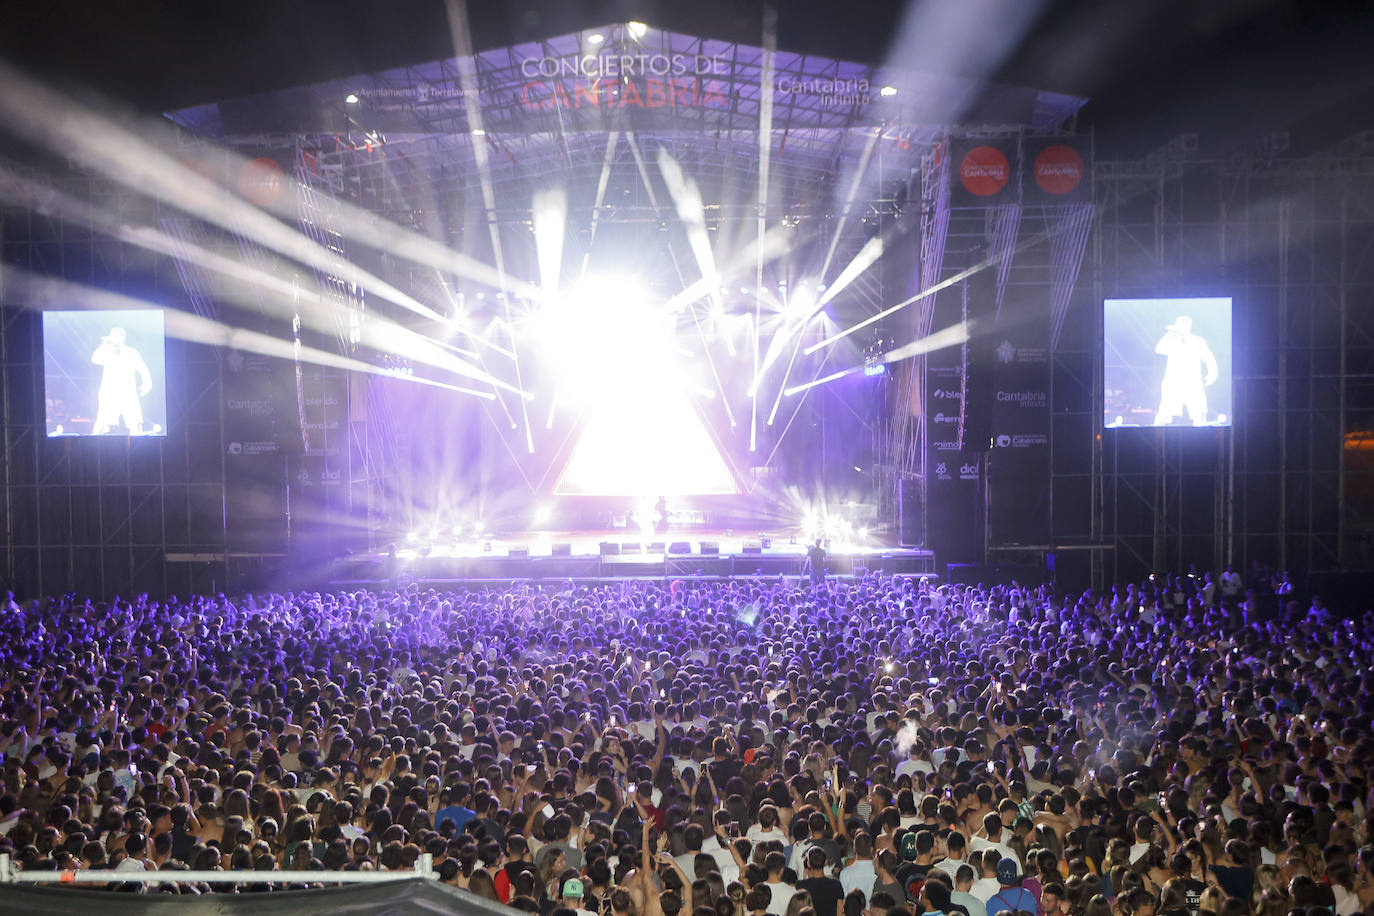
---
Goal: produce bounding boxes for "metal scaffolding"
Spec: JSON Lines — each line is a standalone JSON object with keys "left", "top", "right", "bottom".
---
{"left": 1074, "top": 134, "right": 1374, "bottom": 582}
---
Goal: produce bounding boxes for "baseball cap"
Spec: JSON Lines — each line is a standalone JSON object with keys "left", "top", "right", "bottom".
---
{"left": 563, "top": 878, "right": 585, "bottom": 899}
{"left": 996, "top": 857, "right": 1020, "bottom": 884}
{"left": 899, "top": 831, "right": 918, "bottom": 861}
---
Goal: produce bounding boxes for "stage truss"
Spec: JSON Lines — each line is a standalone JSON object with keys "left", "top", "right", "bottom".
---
{"left": 1072, "top": 133, "right": 1374, "bottom": 583}
{"left": 162, "top": 24, "right": 1086, "bottom": 553}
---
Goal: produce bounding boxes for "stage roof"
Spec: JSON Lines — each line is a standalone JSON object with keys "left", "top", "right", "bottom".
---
{"left": 166, "top": 23, "right": 1086, "bottom": 218}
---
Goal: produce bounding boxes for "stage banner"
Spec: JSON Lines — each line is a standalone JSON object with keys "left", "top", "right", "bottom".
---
{"left": 924, "top": 363, "right": 981, "bottom": 565}
{"left": 948, "top": 138, "right": 1019, "bottom": 209}
{"left": 984, "top": 317, "right": 1051, "bottom": 546}
{"left": 1023, "top": 137, "right": 1090, "bottom": 205}
{"left": 222, "top": 349, "right": 293, "bottom": 458}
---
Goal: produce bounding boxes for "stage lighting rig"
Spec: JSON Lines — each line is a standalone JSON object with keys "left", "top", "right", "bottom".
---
{"left": 862, "top": 333, "right": 889, "bottom": 376}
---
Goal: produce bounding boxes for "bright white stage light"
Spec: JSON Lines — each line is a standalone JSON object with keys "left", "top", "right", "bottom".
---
{"left": 542, "top": 273, "right": 738, "bottom": 498}
{"left": 536, "top": 274, "right": 669, "bottom": 406}
{"left": 879, "top": 86, "right": 898, "bottom": 97}
{"left": 345, "top": 92, "right": 360, "bottom": 104}
{"left": 533, "top": 504, "right": 553, "bottom": 526}
{"left": 627, "top": 21, "right": 649, "bottom": 39}
{"left": 587, "top": 33, "right": 605, "bottom": 45}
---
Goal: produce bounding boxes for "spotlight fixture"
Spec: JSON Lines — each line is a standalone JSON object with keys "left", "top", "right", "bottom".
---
{"left": 879, "top": 86, "right": 897, "bottom": 97}
{"left": 345, "top": 92, "right": 360, "bottom": 104}
{"left": 627, "top": 21, "right": 649, "bottom": 39}
{"left": 470, "top": 127, "right": 486, "bottom": 137}
{"left": 587, "top": 33, "right": 606, "bottom": 45}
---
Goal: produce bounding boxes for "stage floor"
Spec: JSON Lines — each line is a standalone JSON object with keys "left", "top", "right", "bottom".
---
{"left": 331, "top": 528, "right": 937, "bottom": 586}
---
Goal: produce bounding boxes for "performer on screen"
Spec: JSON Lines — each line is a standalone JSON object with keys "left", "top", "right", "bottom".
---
{"left": 1153, "top": 315, "right": 1218, "bottom": 426}
{"left": 91, "top": 327, "right": 153, "bottom": 435}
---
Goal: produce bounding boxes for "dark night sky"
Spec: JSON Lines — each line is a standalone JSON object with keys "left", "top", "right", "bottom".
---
{"left": 2, "top": 0, "right": 1373, "bottom": 157}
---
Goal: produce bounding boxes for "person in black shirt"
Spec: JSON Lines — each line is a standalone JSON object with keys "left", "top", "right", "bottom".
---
{"left": 707, "top": 735, "right": 743, "bottom": 787}
{"left": 798, "top": 847, "right": 846, "bottom": 916}
{"left": 1206, "top": 840, "right": 1254, "bottom": 904}
{"left": 1156, "top": 878, "right": 1191, "bottom": 916}
{"left": 895, "top": 830, "right": 941, "bottom": 905}
{"left": 1166, "top": 854, "right": 1205, "bottom": 915}
{"left": 806, "top": 540, "right": 827, "bottom": 586}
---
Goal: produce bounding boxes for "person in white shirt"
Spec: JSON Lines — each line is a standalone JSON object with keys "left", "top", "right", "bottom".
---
{"left": 115, "top": 831, "right": 155, "bottom": 875}
{"left": 747, "top": 805, "right": 788, "bottom": 846}
{"left": 1128, "top": 817, "right": 1154, "bottom": 863}
{"left": 702, "top": 820, "right": 741, "bottom": 883}
{"left": 763, "top": 850, "right": 797, "bottom": 916}
{"left": 951, "top": 864, "right": 986, "bottom": 915}
{"left": 840, "top": 833, "right": 878, "bottom": 898}
{"left": 968, "top": 813, "right": 1019, "bottom": 869}
{"left": 934, "top": 831, "right": 972, "bottom": 882}
{"left": 969, "top": 850, "right": 1002, "bottom": 903}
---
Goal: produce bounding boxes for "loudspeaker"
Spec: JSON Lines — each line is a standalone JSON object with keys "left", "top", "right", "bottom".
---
{"left": 668, "top": 541, "right": 691, "bottom": 555}
{"left": 508, "top": 545, "right": 530, "bottom": 558}
{"left": 648, "top": 542, "right": 665, "bottom": 554}
{"left": 898, "top": 477, "right": 922, "bottom": 547}
{"left": 699, "top": 542, "right": 719, "bottom": 555}
{"left": 742, "top": 543, "right": 763, "bottom": 555}
{"left": 599, "top": 542, "right": 620, "bottom": 556}
{"left": 962, "top": 346, "right": 992, "bottom": 450}
{"left": 621, "top": 543, "right": 641, "bottom": 555}
{"left": 551, "top": 543, "right": 572, "bottom": 557}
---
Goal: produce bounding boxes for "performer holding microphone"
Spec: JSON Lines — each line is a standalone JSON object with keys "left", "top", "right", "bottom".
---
{"left": 90, "top": 327, "right": 153, "bottom": 434}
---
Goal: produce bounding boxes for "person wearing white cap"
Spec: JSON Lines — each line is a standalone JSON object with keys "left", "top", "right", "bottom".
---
{"left": 90, "top": 327, "right": 153, "bottom": 435}
{"left": 1153, "top": 315, "right": 1218, "bottom": 426}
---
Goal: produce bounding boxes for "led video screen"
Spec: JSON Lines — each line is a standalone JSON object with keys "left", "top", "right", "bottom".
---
{"left": 43, "top": 309, "right": 167, "bottom": 437}
{"left": 1104, "top": 297, "right": 1232, "bottom": 428}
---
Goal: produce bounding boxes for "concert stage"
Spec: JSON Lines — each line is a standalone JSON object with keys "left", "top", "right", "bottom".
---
{"left": 329, "top": 530, "right": 937, "bottom": 587}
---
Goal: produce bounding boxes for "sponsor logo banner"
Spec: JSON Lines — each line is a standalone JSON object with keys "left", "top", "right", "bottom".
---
{"left": 995, "top": 390, "right": 1048, "bottom": 408}
{"left": 949, "top": 139, "right": 1018, "bottom": 208}
{"left": 994, "top": 339, "right": 1048, "bottom": 366}
{"left": 223, "top": 349, "right": 291, "bottom": 457}
{"left": 986, "top": 307, "right": 1051, "bottom": 546}
{"left": 993, "top": 432, "right": 1049, "bottom": 449}
{"left": 1024, "top": 138, "right": 1090, "bottom": 204}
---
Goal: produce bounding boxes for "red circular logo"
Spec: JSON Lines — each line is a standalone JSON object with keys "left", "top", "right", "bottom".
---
{"left": 238, "top": 157, "right": 287, "bottom": 207}
{"left": 1033, "top": 144, "right": 1084, "bottom": 195}
{"left": 959, "top": 146, "right": 1010, "bottom": 197}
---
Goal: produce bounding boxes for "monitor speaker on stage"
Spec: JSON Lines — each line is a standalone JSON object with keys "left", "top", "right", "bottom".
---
{"left": 700, "top": 542, "right": 720, "bottom": 555}
{"left": 898, "top": 478, "right": 922, "bottom": 547}
{"left": 668, "top": 541, "right": 691, "bottom": 555}
{"left": 509, "top": 545, "right": 530, "bottom": 558}
{"left": 621, "top": 542, "right": 641, "bottom": 555}
{"left": 599, "top": 541, "right": 620, "bottom": 556}
{"left": 648, "top": 542, "right": 665, "bottom": 554}
{"left": 742, "top": 543, "right": 763, "bottom": 555}
{"left": 551, "top": 543, "right": 572, "bottom": 557}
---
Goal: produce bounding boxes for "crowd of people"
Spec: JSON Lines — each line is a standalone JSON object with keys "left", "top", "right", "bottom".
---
{"left": 1, "top": 566, "right": 1371, "bottom": 916}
